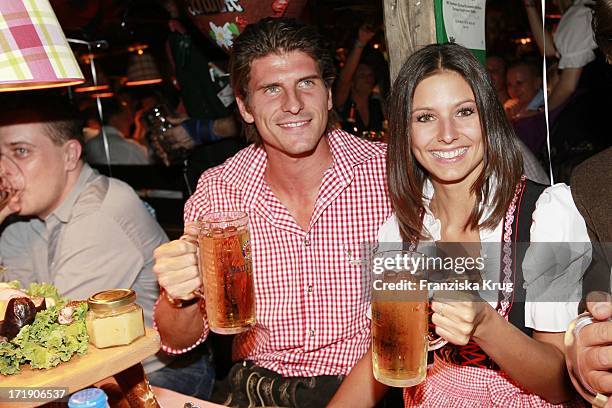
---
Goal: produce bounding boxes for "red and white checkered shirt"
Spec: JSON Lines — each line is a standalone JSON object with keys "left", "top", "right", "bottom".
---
{"left": 182, "top": 129, "right": 391, "bottom": 377}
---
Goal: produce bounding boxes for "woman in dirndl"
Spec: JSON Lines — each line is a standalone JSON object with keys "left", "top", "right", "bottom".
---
{"left": 331, "top": 44, "right": 591, "bottom": 408}
{"left": 376, "top": 43, "right": 590, "bottom": 407}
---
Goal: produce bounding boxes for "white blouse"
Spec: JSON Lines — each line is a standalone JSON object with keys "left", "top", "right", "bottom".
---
{"left": 377, "top": 180, "right": 591, "bottom": 332}
{"left": 554, "top": 0, "right": 597, "bottom": 69}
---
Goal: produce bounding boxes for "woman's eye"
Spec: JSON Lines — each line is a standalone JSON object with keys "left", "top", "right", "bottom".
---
{"left": 416, "top": 113, "right": 435, "bottom": 122}
{"left": 457, "top": 107, "right": 475, "bottom": 117}
{"left": 14, "top": 147, "right": 29, "bottom": 157}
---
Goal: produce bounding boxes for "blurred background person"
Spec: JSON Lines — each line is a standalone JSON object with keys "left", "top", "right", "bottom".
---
{"left": 505, "top": 59, "right": 549, "bottom": 158}
{"left": 487, "top": 56, "right": 549, "bottom": 183}
{"left": 486, "top": 55, "right": 511, "bottom": 106}
{"left": 85, "top": 97, "right": 151, "bottom": 165}
{"left": 334, "top": 23, "right": 386, "bottom": 139}
{"left": 523, "top": 0, "right": 598, "bottom": 111}
{"left": 504, "top": 59, "right": 544, "bottom": 121}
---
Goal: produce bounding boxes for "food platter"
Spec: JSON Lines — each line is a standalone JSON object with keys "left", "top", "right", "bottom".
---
{"left": 1, "top": 328, "right": 160, "bottom": 408}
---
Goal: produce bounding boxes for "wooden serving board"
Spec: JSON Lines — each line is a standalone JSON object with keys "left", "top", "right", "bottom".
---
{"left": 1, "top": 328, "right": 160, "bottom": 407}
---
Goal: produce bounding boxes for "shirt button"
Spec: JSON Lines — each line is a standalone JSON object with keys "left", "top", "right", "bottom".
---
{"left": 309, "top": 330, "right": 315, "bottom": 337}
{"left": 307, "top": 285, "right": 313, "bottom": 293}
{"left": 304, "top": 238, "right": 311, "bottom": 247}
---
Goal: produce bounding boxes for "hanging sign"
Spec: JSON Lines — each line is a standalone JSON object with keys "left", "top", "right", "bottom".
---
{"left": 442, "top": 0, "right": 486, "bottom": 51}
{"left": 183, "top": 0, "right": 307, "bottom": 53}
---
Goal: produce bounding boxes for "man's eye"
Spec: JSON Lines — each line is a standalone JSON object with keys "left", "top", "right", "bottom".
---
{"left": 299, "top": 79, "right": 315, "bottom": 88}
{"left": 264, "top": 86, "right": 280, "bottom": 95}
{"left": 416, "top": 113, "right": 435, "bottom": 122}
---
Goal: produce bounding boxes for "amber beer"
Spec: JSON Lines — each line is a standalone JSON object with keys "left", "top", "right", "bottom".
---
{"left": 371, "top": 251, "right": 445, "bottom": 387}
{"left": 372, "top": 299, "right": 429, "bottom": 387}
{"left": 198, "top": 211, "right": 255, "bottom": 334}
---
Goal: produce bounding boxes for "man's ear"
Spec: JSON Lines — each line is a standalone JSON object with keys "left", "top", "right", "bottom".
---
{"left": 236, "top": 96, "right": 255, "bottom": 124}
{"left": 64, "top": 140, "right": 82, "bottom": 171}
{"left": 327, "top": 87, "right": 333, "bottom": 111}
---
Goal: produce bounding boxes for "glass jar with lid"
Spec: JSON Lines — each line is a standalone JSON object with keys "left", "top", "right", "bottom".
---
{"left": 86, "top": 289, "right": 145, "bottom": 348}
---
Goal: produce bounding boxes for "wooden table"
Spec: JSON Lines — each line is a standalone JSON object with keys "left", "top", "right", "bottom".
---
{"left": 151, "top": 387, "right": 225, "bottom": 408}
{"left": 1, "top": 328, "right": 160, "bottom": 408}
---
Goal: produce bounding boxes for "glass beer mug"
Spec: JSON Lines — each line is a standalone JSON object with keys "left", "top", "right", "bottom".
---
{"left": 565, "top": 312, "right": 612, "bottom": 407}
{"left": 196, "top": 211, "right": 256, "bottom": 334}
{"left": 0, "top": 155, "right": 24, "bottom": 211}
{"left": 370, "top": 250, "right": 446, "bottom": 387}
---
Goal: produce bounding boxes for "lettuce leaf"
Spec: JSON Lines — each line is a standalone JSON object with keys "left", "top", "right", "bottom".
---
{"left": 0, "top": 341, "right": 23, "bottom": 375}
{"left": 0, "top": 287, "right": 89, "bottom": 375}
{"left": 25, "top": 282, "right": 66, "bottom": 305}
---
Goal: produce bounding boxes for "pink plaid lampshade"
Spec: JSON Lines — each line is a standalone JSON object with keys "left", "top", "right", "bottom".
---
{"left": 0, "top": 0, "right": 84, "bottom": 91}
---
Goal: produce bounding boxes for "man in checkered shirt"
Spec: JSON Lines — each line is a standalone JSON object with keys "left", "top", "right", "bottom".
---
{"left": 152, "top": 18, "right": 391, "bottom": 406}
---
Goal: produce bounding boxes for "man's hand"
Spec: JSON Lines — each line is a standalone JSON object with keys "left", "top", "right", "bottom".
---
{"left": 0, "top": 193, "right": 20, "bottom": 225}
{"left": 153, "top": 222, "right": 201, "bottom": 300}
{"left": 577, "top": 292, "right": 612, "bottom": 400}
{"left": 212, "top": 116, "right": 239, "bottom": 138}
{"left": 587, "top": 293, "right": 612, "bottom": 321}
{"left": 504, "top": 98, "right": 523, "bottom": 120}
{"left": 162, "top": 117, "right": 196, "bottom": 150}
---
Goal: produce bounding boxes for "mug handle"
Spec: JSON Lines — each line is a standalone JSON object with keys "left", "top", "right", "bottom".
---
{"left": 192, "top": 288, "right": 206, "bottom": 299}
{"left": 427, "top": 332, "right": 447, "bottom": 351}
{"left": 427, "top": 307, "right": 447, "bottom": 351}
{"left": 427, "top": 300, "right": 448, "bottom": 351}
{"left": 565, "top": 312, "right": 611, "bottom": 408}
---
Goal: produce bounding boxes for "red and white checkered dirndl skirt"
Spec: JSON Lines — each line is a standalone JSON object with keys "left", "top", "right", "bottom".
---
{"left": 403, "top": 355, "right": 584, "bottom": 407}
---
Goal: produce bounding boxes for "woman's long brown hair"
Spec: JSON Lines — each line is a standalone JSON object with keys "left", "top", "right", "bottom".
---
{"left": 386, "top": 43, "right": 523, "bottom": 242}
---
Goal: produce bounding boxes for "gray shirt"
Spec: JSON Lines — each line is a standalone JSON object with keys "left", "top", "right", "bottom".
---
{"left": 85, "top": 126, "right": 151, "bottom": 165}
{"left": 0, "top": 163, "right": 169, "bottom": 371}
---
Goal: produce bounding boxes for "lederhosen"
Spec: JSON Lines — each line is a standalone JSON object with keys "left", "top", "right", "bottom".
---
{"left": 435, "top": 177, "right": 547, "bottom": 369}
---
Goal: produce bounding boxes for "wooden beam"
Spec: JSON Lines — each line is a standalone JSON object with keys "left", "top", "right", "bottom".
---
{"left": 383, "top": 0, "right": 437, "bottom": 83}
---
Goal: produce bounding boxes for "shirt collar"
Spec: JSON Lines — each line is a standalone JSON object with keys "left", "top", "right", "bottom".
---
{"left": 220, "top": 129, "right": 386, "bottom": 206}
{"left": 327, "top": 128, "right": 386, "bottom": 183}
{"left": 47, "top": 163, "right": 94, "bottom": 224}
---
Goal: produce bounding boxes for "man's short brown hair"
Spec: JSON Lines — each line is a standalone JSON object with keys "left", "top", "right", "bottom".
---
{"left": 0, "top": 91, "right": 84, "bottom": 149}
{"left": 229, "top": 18, "right": 336, "bottom": 145}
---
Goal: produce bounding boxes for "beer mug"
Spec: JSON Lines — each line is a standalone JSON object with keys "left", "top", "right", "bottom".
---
{"left": 143, "top": 104, "right": 190, "bottom": 166}
{"left": 370, "top": 250, "right": 446, "bottom": 387}
{"left": 0, "top": 155, "right": 24, "bottom": 211}
{"left": 196, "top": 211, "right": 256, "bottom": 334}
{"left": 565, "top": 312, "right": 612, "bottom": 407}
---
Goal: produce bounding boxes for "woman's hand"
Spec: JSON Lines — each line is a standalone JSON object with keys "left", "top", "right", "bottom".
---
{"left": 431, "top": 294, "right": 493, "bottom": 345}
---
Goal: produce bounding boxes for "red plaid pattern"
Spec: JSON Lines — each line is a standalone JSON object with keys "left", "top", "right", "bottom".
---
{"left": 404, "top": 355, "right": 583, "bottom": 407}
{"left": 182, "top": 129, "right": 391, "bottom": 377}
{"left": 0, "top": 0, "right": 82, "bottom": 89}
